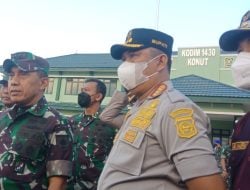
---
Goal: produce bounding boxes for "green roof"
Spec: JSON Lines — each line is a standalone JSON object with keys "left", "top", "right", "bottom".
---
{"left": 47, "top": 53, "right": 121, "bottom": 69}
{"left": 172, "top": 75, "right": 250, "bottom": 103}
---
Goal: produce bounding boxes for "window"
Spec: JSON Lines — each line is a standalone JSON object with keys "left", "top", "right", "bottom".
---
{"left": 212, "top": 129, "right": 231, "bottom": 146}
{"left": 65, "top": 78, "right": 117, "bottom": 96}
{"left": 65, "top": 78, "right": 85, "bottom": 95}
{"left": 45, "top": 78, "right": 54, "bottom": 94}
{"left": 101, "top": 78, "right": 117, "bottom": 97}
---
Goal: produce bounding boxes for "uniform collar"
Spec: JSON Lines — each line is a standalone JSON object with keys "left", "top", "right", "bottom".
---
{"left": 164, "top": 80, "right": 174, "bottom": 91}
{"left": 83, "top": 109, "right": 100, "bottom": 118}
{"left": 27, "top": 96, "right": 48, "bottom": 116}
{"left": 148, "top": 80, "right": 173, "bottom": 99}
{"left": 10, "top": 96, "right": 48, "bottom": 118}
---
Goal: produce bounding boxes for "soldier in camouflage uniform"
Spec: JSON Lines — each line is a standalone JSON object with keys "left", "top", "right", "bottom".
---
{"left": 213, "top": 139, "right": 223, "bottom": 171}
{"left": 0, "top": 52, "right": 73, "bottom": 190}
{"left": 67, "top": 78, "right": 116, "bottom": 190}
{"left": 0, "top": 75, "right": 13, "bottom": 111}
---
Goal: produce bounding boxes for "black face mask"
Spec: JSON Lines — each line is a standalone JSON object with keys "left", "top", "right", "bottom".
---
{"left": 78, "top": 92, "right": 91, "bottom": 108}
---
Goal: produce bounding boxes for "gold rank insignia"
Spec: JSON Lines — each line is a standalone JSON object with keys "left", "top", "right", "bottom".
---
{"left": 150, "top": 83, "right": 167, "bottom": 98}
{"left": 123, "top": 129, "right": 138, "bottom": 143}
{"left": 130, "top": 99, "right": 160, "bottom": 130}
{"left": 130, "top": 116, "right": 151, "bottom": 130}
{"left": 170, "top": 108, "right": 198, "bottom": 138}
{"left": 138, "top": 107, "right": 156, "bottom": 120}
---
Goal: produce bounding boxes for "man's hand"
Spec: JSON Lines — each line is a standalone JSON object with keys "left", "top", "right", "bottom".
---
{"left": 221, "top": 170, "right": 229, "bottom": 179}
{"left": 186, "top": 174, "right": 226, "bottom": 190}
{"left": 48, "top": 176, "right": 67, "bottom": 190}
{"left": 127, "top": 91, "right": 136, "bottom": 103}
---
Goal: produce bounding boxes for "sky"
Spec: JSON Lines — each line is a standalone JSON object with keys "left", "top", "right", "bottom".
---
{"left": 0, "top": 0, "right": 248, "bottom": 64}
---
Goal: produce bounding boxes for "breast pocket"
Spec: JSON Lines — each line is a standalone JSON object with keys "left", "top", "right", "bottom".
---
{"left": 11, "top": 122, "right": 46, "bottom": 161}
{"left": 108, "top": 127, "right": 147, "bottom": 176}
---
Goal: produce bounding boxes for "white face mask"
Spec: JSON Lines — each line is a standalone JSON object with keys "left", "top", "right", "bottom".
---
{"left": 117, "top": 54, "right": 162, "bottom": 90}
{"left": 231, "top": 52, "right": 250, "bottom": 89}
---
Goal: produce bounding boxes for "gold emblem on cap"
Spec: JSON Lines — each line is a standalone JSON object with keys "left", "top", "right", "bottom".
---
{"left": 170, "top": 108, "right": 197, "bottom": 138}
{"left": 125, "top": 30, "right": 133, "bottom": 43}
{"left": 242, "top": 11, "right": 250, "bottom": 22}
{"left": 241, "top": 21, "right": 250, "bottom": 29}
{"left": 240, "top": 11, "right": 250, "bottom": 29}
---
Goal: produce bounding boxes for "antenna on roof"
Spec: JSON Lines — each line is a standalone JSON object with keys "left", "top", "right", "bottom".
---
{"left": 156, "top": 0, "right": 160, "bottom": 30}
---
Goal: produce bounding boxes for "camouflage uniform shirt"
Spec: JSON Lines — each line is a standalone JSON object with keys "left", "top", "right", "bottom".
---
{"left": 0, "top": 96, "right": 73, "bottom": 189}
{"left": 214, "top": 145, "right": 223, "bottom": 170}
{"left": 221, "top": 145, "right": 231, "bottom": 189}
{"left": 68, "top": 112, "right": 116, "bottom": 190}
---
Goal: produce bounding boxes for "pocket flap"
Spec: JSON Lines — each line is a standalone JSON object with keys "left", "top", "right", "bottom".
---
{"left": 108, "top": 127, "right": 147, "bottom": 176}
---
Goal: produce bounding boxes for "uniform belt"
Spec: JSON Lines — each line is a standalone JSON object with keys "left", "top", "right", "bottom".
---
{"left": 232, "top": 141, "right": 249, "bottom": 151}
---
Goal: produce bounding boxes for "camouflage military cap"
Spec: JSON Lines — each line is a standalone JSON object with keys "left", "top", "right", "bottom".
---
{"left": 3, "top": 52, "right": 49, "bottom": 75}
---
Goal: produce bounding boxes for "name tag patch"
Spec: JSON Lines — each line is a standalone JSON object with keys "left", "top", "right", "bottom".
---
{"left": 121, "top": 128, "right": 145, "bottom": 148}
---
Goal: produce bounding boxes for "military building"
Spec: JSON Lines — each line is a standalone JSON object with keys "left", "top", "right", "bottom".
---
{"left": 1, "top": 46, "right": 249, "bottom": 145}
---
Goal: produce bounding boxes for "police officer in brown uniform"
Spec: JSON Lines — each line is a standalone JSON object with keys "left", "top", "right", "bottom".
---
{"left": 97, "top": 28, "right": 226, "bottom": 190}
{"left": 219, "top": 10, "right": 250, "bottom": 190}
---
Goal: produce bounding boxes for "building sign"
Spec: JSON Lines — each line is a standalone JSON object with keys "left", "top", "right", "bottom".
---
{"left": 171, "top": 47, "right": 221, "bottom": 81}
{"left": 180, "top": 47, "right": 219, "bottom": 67}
